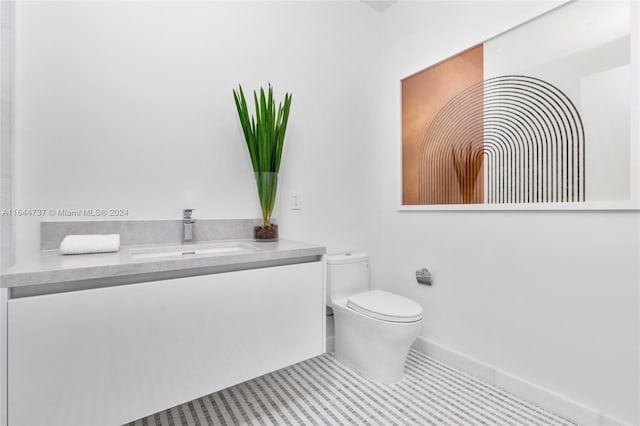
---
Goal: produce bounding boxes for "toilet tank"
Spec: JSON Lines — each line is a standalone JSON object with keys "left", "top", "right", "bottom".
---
{"left": 325, "top": 253, "right": 369, "bottom": 304}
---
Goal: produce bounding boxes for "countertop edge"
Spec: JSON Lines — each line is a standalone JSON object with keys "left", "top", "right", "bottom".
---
{"left": 1, "top": 240, "right": 326, "bottom": 290}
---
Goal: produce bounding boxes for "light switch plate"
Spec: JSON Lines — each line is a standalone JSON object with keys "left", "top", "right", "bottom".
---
{"left": 291, "top": 192, "right": 302, "bottom": 210}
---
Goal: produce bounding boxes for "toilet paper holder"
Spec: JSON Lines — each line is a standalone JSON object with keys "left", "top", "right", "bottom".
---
{"left": 416, "top": 268, "right": 432, "bottom": 286}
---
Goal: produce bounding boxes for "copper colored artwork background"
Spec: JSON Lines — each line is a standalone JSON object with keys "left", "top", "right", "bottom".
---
{"left": 402, "top": 45, "right": 484, "bottom": 205}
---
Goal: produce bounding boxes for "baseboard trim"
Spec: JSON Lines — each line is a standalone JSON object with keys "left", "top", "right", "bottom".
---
{"left": 411, "top": 337, "right": 630, "bottom": 426}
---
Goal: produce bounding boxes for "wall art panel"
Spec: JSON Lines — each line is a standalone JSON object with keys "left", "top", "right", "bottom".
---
{"left": 401, "top": 0, "right": 637, "bottom": 210}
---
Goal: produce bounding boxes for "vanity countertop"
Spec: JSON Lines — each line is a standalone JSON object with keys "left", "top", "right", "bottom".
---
{"left": 1, "top": 239, "right": 326, "bottom": 290}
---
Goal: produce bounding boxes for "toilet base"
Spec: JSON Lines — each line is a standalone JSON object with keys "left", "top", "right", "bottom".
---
{"left": 333, "top": 303, "right": 422, "bottom": 384}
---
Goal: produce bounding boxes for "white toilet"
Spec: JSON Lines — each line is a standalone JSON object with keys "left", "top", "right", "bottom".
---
{"left": 326, "top": 253, "right": 423, "bottom": 384}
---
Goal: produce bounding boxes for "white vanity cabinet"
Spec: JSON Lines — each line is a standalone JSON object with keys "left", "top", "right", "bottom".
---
{"left": 8, "top": 261, "right": 325, "bottom": 426}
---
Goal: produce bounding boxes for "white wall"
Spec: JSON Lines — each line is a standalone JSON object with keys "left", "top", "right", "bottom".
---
{"left": 0, "top": 1, "right": 13, "bottom": 424}
{"left": 13, "top": 1, "right": 380, "bottom": 262}
{"left": 12, "top": 0, "right": 640, "bottom": 424}
{"left": 372, "top": 1, "right": 639, "bottom": 424}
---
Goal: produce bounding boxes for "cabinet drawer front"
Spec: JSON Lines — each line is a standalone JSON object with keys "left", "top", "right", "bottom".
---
{"left": 9, "top": 261, "right": 324, "bottom": 426}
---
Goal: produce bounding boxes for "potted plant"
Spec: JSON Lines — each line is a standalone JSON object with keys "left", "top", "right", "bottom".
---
{"left": 233, "top": 84, "right": 292, "bottom": 241}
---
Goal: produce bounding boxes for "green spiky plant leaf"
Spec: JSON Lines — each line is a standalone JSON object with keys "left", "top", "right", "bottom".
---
{"left": 233, "top": 84, "right": 292, "bottom": 226}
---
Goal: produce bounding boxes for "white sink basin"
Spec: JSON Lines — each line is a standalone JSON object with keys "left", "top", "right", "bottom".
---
{"left": 131, "top": 242, "right": 257, "bottom": 260}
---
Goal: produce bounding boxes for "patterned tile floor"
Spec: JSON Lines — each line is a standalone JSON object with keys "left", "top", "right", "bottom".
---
{"left": 127, "top": 350, "right": 576, "bottom": 426}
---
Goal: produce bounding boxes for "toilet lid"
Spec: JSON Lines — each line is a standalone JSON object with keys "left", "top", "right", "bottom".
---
{"left": 347, "top": 290, "right": 423, "bottom": 323}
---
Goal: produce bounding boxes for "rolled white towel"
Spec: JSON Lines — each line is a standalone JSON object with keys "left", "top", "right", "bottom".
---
{"left": 59, "top": 234, "right": 121, "bottom": 255}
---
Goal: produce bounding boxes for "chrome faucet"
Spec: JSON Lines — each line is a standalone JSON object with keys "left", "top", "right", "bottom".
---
{"left": 182, "top": 209, "right": 195, "bottom": 243}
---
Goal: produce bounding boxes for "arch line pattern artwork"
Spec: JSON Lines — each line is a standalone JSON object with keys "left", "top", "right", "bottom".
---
{"left": 417, "top": 75, "right": 585, "bottom": 205}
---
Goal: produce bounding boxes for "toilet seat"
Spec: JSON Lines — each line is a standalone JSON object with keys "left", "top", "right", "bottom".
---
{"left": 347, "top": 290, "right": 423, "bottom": 323}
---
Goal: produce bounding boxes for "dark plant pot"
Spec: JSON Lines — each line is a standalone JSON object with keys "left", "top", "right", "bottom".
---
{"left": 254, "top": 224, "right": 278, "bottom": 242}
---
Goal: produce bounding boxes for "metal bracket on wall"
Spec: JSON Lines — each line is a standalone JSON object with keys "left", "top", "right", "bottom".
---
{"left": 416, "top": 268, "right": 432, "bottom": 286}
